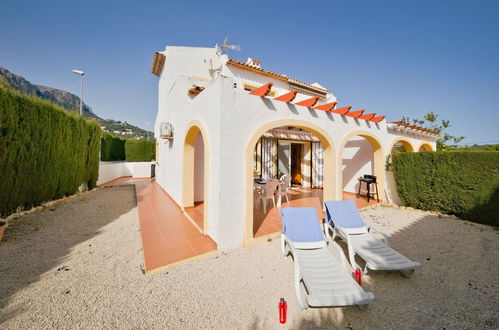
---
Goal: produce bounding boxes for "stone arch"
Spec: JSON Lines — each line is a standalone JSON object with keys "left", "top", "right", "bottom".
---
{"left": 338, "top": 130, "right": 385, "bottom": 201}
{"left": 244, "top": 119, "right": 337, "bottom": 246}
{"left": 387, "top": 137, "right": 415, "bottom": 153}
{"left": 182, "top": 120, "right": 210, "bottom": 233}
{"left": 417, "top": 142, "right": 434, "bottom": 152}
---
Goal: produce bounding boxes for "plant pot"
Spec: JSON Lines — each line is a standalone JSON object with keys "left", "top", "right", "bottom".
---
{"left": 0, "top": 221, "right": 8, "bottom": 242}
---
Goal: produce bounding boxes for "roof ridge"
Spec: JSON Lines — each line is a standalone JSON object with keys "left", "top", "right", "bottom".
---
{"left": 226, "top": 58, "right": 330, "bottom": 94}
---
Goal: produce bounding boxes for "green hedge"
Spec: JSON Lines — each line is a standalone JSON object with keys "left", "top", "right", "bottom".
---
{"left": 101, "top": 132, "right": 125, "bottom": 161}
{"left": 0, "top": 84, "right": 101, "bottom": 216}
{"left": 125, "top": 140, "right": 155, "bottom": 162}
{"left": 392, "top": 152, "right": 499, "bottom": 226}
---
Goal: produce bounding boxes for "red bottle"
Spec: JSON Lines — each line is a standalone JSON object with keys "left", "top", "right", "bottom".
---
{"left": 354, "top": 268, "right": 362, "bottom": 285}
{"left": 279, "top": 298, "right": 287, "bottom": 324}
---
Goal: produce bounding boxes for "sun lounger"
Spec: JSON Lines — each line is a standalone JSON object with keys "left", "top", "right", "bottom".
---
{"left": 324, "top": 200, "right": 420, "bottom": 277}
{"left": 281, "top": 207, "right": 375, "bottom": 310}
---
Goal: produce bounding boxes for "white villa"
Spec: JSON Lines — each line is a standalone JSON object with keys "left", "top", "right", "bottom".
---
{"left": 151, "top": 45, "right": 437, "bottom": 251}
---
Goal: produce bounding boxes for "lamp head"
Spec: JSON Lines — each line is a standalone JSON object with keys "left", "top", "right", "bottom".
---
{"left": 72, "top": 69, "right": 85, "bottom": 76}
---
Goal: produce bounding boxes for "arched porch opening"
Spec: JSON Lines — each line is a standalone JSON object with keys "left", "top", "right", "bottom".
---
{"left": 418, "top": 142, "right": 434, "bottom": 152}
{"left": 388, "top": 138, "right": 415, "bottom": 154}
{"left": 244, "top": 119, "right": 337, "bottom": 246}
{"left": 182, "top": 121, "right": 210, "bottom": 233}
{"left": 338, "top": 131, "right": 385, "bottom": 206}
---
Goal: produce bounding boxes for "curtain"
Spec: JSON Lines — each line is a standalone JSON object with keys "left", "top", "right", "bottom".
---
{"left": 261, "top": 138, "right": 274, "bottom": 180}
{"left": 311, "top": 142, "right": 324, "bottom": 188}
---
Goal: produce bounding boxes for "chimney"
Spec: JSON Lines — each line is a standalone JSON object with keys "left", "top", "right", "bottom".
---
{"left": 246, "top": 58, "right": 261, "bottom": 68}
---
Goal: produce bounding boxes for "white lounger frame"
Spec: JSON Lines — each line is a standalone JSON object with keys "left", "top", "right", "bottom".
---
{"left": 325, "top": 221, "right": 420, "bottom": 277}
{"left": 281, "top": 231, "right": 374, "bottom": 310}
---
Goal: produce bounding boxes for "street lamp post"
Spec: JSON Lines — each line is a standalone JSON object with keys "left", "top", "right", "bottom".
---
{"left": 72, "top": 69, "right": 85, "bottom": 116}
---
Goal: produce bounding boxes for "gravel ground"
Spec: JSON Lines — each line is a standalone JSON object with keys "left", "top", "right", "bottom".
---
{"left": 1, "top": 186, "right": 498, "bottom": 329}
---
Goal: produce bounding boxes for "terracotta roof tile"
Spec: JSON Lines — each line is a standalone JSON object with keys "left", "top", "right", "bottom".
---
{"left": 226, "top": 59, "right": 330, "bottom": 95}
{"left": 227, "top": 59, "right": 288, "bottom": 81}
{"left": 388, "top": 121, "right": 438, "bottom": 135}
{"left": 151, "top": 52, "right": 166, "bottom": 76}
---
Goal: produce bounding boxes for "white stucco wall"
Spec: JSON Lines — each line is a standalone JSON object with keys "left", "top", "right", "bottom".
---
{"left": 155, "top": 74, "right": 223, "bottom": 244}
{"left": 153, "top": 45, "right": 438, "bottom": 251}
{"left": 342, "top": 137, "right": 374, "bottom": 193}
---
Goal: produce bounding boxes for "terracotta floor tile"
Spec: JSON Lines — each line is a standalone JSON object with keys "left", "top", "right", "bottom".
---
{"left": 189, "top": 236, "right": 216, "bottom": 247}
{"left": 168, "top": 247, "right": 197, "bottom": 263}
{"left": 142, "top": 238, "right": 168, "bottom": 254}
{"left": 127, "top": 179, "right": 217, "bottom": 273}
{"left": 192, "top": 240, "right": 217, "bottom": 254}
{"left": 165, "top": 239, "right": 192, "bottom": 251}
{"left": 140, "top": 231, "right": 163, "bottom": 243}
{"left": 145, "top": 252, "right": 171, "bottom": 271}
{"left": 185, "top": 201, "right": 204, "bottom": 230}
{"left": 140, "top": 220, "right": 158, "bottom": 231}
{"left": 183, "top": 231, "right": 203, "bottom": 240}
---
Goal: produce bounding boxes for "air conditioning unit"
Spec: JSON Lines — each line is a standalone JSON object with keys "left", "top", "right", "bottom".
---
{"left": 160, "top": 122, "right": 174, "bottom": 139}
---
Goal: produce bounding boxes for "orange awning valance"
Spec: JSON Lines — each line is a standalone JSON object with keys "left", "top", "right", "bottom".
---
{"left": 370, "top": 116, "right": 385, "bottom": 123}
{"left": 330, "top": 106, "right": 352, "bottom": 115}
{"left": 250, "top": 83, "right": 273, "bottom": 97}
{"left": 345, "top": 109, "right": 365, "bottom": 118}
{"left": 314, "top": 102, "right": 337, "bottom": 111}
{"left": 295, "top": 96, "right": 320, "bottom": 107}
{"left": 358, "top": 113, "right": 376, "bottom": 120}
{"left": 274, "top": 90, "right": 298, "bottom": 102}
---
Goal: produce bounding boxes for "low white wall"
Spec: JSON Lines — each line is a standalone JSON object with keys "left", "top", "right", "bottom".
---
{"left": 97, "top": 162, "right": 131, "bottom": 185}
{"left": 132, "top": 162, "right": 153, "bottom": 178}
{"left": 97, "top": 161, "right": 153, "bottom": 185}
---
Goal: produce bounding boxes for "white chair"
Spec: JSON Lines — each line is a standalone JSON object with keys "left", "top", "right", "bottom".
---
{"left": 324, "top": 200, "right": 420, "bottom": 277}
{"left": 281, "top": 207, "right": 375, "bottom": 310}
{"left": 257, "top": 179, "right": 279, "bottom": 214}
{"left": 278, "top": 175, "right": 291, "bottom": 205}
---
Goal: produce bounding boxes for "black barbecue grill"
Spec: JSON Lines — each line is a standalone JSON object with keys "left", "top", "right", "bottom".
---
{"left": 357, "top": 174, "right": 379, "bottom": 203}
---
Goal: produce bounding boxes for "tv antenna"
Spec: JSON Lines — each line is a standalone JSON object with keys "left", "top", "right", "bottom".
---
{"left": 216, "top": 37, "right": 241, "bottom": 54}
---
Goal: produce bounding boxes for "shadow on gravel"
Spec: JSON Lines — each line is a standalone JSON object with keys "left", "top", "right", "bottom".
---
{"left": 0, "top": 185, "right": 136, "bottom": 324}
{"left": 253, "top": 211, "right": 499, "bottom": 329}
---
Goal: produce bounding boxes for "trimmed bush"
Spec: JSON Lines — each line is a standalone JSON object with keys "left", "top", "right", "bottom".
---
{"left": 125, "top": 140, "right": 155, "bottom": 162}
{"left": 392, "top": 152, "right": 499, "bottom": 226}
{"left": 0, "top": 84, "right": 101, "bottom": 216}
{"left": 101, "top": 132, "right": 125, "bottom": 161}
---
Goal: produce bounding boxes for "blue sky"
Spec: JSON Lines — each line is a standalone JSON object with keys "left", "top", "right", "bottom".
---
{"left": 2, "top": 0, "right": 498, "bottom": 144}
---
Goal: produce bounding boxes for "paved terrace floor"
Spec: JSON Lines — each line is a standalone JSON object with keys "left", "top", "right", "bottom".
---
{"left": 104, "top": 178, "right": 378, "bottom": 274}
{"left": 103, "top": 177, "right": 217, "bottom": 274}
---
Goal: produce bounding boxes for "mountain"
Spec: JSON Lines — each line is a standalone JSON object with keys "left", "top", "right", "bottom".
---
{"left": 0, "top": 66, "right": 152, "bottom": 140}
